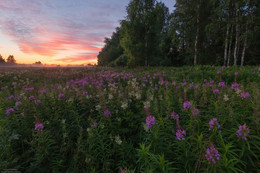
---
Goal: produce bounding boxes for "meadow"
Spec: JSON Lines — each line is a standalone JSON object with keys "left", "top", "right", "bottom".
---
{"left": 0, "top": 66, "right": 259, "bottom": 173}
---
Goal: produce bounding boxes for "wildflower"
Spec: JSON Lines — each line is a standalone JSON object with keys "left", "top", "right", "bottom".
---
{"left": 183, "top": 82, "right": 187, "bottom": 86}
{"left": 192, "top": 107, "right": 200, "bottom": 116}
{"left": 235, "top": 72, "right": 239, "bottom": 76}
{"left": 172, "top": 81, "right": 175, "bottom": 86}
{"left": 209, "top": 118, "right": 221, "bottom": 132}
{"left": 210, "top": 79, "right": 214, "bottom": 84}
{"left": 241, "top": 92, "right": 250, "bottom": 100}
{"left": 202, "top": 84, "right": 207, "bottom": 88}
{"left": 8, "top": 95, "right": 14, "bottom": 100}
{"left": 29, "top": 96, "right": 35, "bottom": 100}
{"left": 217, "top": 71, "right": 220, "bottom": 74}
{"left": 39, "top": 89, "right": 47, "bottom": 95}
{"left": 146, "top": 115, "right": 157, "bottom": 131}
{"left": 121, "top": 102, "right": 128, "bottom": 109}
{"left": 34, "top": 99, "right": 41, "bottom": 105}
{"left": 171, "top": 112, "right": 179, "bottom": 120}
{"left": 104, "top": 108, "right": 111, "bottom": 118}
{"left": 218, "top": 82, "right": 225, "bottom": 88}
{"left": 189, "top": 84, "right": 193, "bottom": 89}
{"left": 213, "top": 89, "right": 219, "bottom": 95}
{"left": 183, "top": 101, "right": 191, "bottom": 111}
{"left": 59, "top": 93, "right": 65, "bottom": 100}
{"left": 15, "top": 101, "right": 22, "bottom": 107}
{"left": 236, "top": 124, "right": 250, "bottom": 140}
{"left": 35, "top": 118, "right": 44, "bottom": 132}
{"left": 223, "top": 95, "right": 229, "bottom": 101}
{"left": 6, "top": 108, "right": 14, "bottom": 115}
{"left": 231, "top": 82, "right": 239, "bottom": 90}
{"left": 115, "top": 135, "right": 122, "bottom": 145}
{"left": 205, "top": 145, "right": 220, "bottom": 164}
{"left": 120, "top": 168, "right": 129, "bottom": 173}
{"left": 176, "top": 129, "right": 186, "bottom": 141}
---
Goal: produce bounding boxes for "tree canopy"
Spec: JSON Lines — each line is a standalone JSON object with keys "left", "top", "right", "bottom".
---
{"left": 98, "top": 0, "right": 260, "bottom": 67}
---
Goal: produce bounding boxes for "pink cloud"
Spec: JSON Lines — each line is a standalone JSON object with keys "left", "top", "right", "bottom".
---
{"left": 55, "top": 53, "right": 97, "bottom": 63}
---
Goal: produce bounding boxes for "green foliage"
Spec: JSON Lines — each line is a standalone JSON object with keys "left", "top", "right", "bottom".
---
{"left": 0, "top": 66, "right": 259, "bottom": 172}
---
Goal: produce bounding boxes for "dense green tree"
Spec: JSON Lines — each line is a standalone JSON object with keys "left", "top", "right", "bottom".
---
{"left": 0, "top": 54, "right": 5, "bottom": 63}
{"left": 120, "top": 0, "right": 169, "bottom": 66}
{"left": 98, "top": 27, "right": 124, "bottom": 66}
{"left": 6, "top": 55, "right": 16, "bottom": 64}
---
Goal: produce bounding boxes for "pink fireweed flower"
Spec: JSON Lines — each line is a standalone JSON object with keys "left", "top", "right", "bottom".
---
{"left": 213, "top": 89, "right": 219, "bottom": 95}
{"left": 6, "top": 108, "right": 14, "bottom": 115}
{"left": 171, "top": 112, "right": 179, "bottom": 120}
{"left": 146, "top": 115, "right": 157, "bottom": 131}
{"left": 218, "top": 82, "right": 225, "bottom": 88}
{"left": 231, "top": 82, "right": 239, "bottom": 90}
{"left": 183, "top": 101, "right": 191, "bottom": 111}
{"left": 217, "top": 71, "right": 220, "bottom": 74}
{"left": 205, "top": 145, "right": 220, "bottom": 164}
{"left": 15, "top": 101, "right": 22, "bottom": 107}
{"left": 8, "top": 95, "right": 14, "bottom": 100}
{"left": 236, "top": 124, "right": 250, "bottom": 140}
{"left": 192, "top": 107, "right": 200, "bottom": 116}
{"left": 104, "top": 108, "right": 111, "bottom": 118}
{"left": 183, "top": 82, "right": 187, "bottom": 86}
{"left": 35, "top": 118, "right": 44, "bottom": 132}
{"left": 29, "top": 96, "right": 35, "bottom": 101}
{"left": 235, "top": 72, "right": 239, "bottom": 76}
{"left": 120, "top": 168, "right": 129, "bottom": 173}
{"left": 34, "top": 99, "right": 41, "bottom": 105}
{"left": 176, "top": 129, "right": 186, "bottom": 141}
{"left": 59, "top": 93, "right": 65, "bottom": 100}
{"left": 241, "top": 92, "right": 250, "bottom": 100}
{"left": 209, "top": 118, "right": 221, "bottom": 132}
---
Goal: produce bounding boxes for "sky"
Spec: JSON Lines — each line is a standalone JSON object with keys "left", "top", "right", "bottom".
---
{"left": 0, "top": 0, "right": 175, "bottom": 65}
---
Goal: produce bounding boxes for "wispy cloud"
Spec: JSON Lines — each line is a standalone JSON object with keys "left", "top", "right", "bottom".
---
{"left": 0, "top": 0, "right": 174, "bottom": 64}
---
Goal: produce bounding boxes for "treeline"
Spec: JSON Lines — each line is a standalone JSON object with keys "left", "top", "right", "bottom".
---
{"left": 0, "top": 54, "right": 17, "bottom": 65}
{"left": 98, "top": 0, "right": 260, "bottom": 66}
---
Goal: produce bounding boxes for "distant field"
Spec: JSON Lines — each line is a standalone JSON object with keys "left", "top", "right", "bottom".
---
{"left": 0, "top": 66, "right": 259, "bottom": 172}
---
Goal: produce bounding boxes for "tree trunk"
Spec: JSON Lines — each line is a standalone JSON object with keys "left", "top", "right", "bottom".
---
{"left": 227, "top": 24, "right": 233, "bottom": 66}
{"left": 233, "top": 1, "right": 239, "bottom": 66}
{"left": 241, "top": 22, "right": 248, "bottom": 66}
{"left": 194, "top": 0, "right": 200, "bottom": 65}
{"left": 224, "top": 25, "right": 230, "bottom": 66}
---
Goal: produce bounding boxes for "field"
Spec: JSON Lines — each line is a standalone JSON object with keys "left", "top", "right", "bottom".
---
{"left": 0, "top": 66, "right": 259, "bottom": 173}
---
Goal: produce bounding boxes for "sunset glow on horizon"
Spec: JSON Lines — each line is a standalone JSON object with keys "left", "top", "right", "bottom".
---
{"left": 0, "top": 0, "right": 174, "bottom": 65}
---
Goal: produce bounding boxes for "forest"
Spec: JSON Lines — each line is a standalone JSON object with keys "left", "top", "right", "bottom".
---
{"left": 97, "top": 0, "right": 260, "bottom": 67}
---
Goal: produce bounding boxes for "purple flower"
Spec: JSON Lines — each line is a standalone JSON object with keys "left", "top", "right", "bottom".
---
{"left": 209, "top": 118, "right": 221, "bottom": 132}
{"left": 235, "top": 72, "right": 239, "bottom": 76}
{"left": 213, "top": 89, "right": 219, "bottom": 95}
{"left": 29, "top": 96, "right": 35, "bottom": 101}
{"left": 202, "top": 84, "right": 207, "bottom": 88}
{"left": 59, "top": 93, "right": 65, "bottom": 100}
{"left": 91, "top": 122, "right": 98, "bottom": 127}
{"left": 205, "top": 145, "right": 220, "bottom": 164}
{"left": 104, "top": 108, "right": 111, "bottom": 118}
{"left": 35, "top": 118, "right": 44, "bottom": 132}
{"left": 15, "top": 101, "right": 22, "bottom": 107}
{"left": 231, "top": 83, "right": 239, "bottom": 90}
{"left": 183, "top": 82, "right": 187, "bottom": 86}
{"left": 39, "top": 89, "right": 47, "bottom": 95}
{"left": 210, "top": 80, "right": 214, "bottom": 84}
{"left": 183, "top": 101, "right": 191, "bottom": 111}
{"left": 8, "top": 95, "right": 14, "bottom": 100}
{"left": 189, "top": 84, "right": 193, "bottom": 89}
{"left": 146, "top": 115, "right": 157, "bottom": 131}
{"left": 171, "top": 112, "right": 179, "bottom": 120}
{"left": 34, "top": 99, "right": 41, "bottom": 105}
{"left": 217, "top": 71, "right": 220, "bottom": 74}
{"left": 192, "top": 107, "right": 200, "bottom": 116}
{"left": 6, "top": 108, "right": 14, "bottom": 115}
{"left": 236, "top": 124, "right": 250, "bottom": 140}
{"left": 218, "top": 82, "right": 225, "bottom": 88}
{"left": 120, "top": 168, "right": 129, "bottom": 173}
{"left": 176, "top": 129, "right": 186, "bottom": 141}
{"left": 241, "top": 92, "right": 250, "bottom": 100}
{"left": 172, "top": 81, "right": 175, "bottom": 86}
